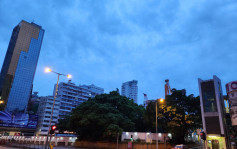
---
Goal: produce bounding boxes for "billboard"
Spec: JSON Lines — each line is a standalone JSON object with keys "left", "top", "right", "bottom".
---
{"left": 226, "top": 81, "right": 237, "bottom": 126}
{"left": 0, "top": 111, "right": 38, "bottom": 129}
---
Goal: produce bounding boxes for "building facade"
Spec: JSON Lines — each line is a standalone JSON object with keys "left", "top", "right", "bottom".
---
{"left": 225, "top": 81, "right": 237, "bottom": 126}
{"left": 37, "top": 96, "right": 60, "bottom": 136}
{"left": 56, "top": 80, "right": 104, "bottom": 119}
{"left": 198, "top": 75, "right": 229, "bottom": 149}
{"left": 0, "top": 20, "right": 44, "bottom": 112}
{"left": 36, "top": 81, "right": 104, "bottom": 135}
{"left": 121, "top": 132, "right": 171, "bottom": 143}
{"left": 121, "top": 80, "right": 138, "bottom": 103}
{"left": 80, "top": 84, "right": 104, "bottom": 97}
{"left": 28, "top": 92, "right": 41, "bottom": 114}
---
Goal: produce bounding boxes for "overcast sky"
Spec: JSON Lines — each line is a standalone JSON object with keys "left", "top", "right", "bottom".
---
{"left": 0, "top": 0, "right": 237, "bottom": 104}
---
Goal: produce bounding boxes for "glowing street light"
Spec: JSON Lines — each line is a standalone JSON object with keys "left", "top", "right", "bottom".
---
{"left": 44, "top": 67, "right": 52, "bottom": 73}
{"left": 156, "top": 98, "right": 165, "bottom": 149}
{"left": 67, "top": 74, "right": 72, "bottom": 79}
{"left": 160, "top": 98, "right": 164, "bottom": 103}
{"left": 44, "top": 67, "right": 71, "bottom": 149}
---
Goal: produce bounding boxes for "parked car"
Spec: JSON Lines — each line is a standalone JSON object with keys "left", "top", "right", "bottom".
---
{"left": 172, "top": 144, "right": 187, "bottom": 149}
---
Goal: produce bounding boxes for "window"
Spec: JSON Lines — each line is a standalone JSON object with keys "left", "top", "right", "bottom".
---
{"left": 201, "top": 81, "right": 217, "bottom": 112}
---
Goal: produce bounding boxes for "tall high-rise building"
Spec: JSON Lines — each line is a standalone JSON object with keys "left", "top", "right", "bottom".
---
{"left": 121, "top": 80, "right": 138, "bottom": 103}
{"left": 0, "top": 20, "right": 44, "bottom": 112}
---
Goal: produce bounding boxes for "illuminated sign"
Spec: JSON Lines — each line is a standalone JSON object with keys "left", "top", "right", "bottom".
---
{"left": 0, "top": 111, "right": 38, "bottom": 129}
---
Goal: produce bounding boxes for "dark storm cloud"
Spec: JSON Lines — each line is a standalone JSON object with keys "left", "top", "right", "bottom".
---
{"left": 0, "top": 0, "right": 237, "bottom": 104}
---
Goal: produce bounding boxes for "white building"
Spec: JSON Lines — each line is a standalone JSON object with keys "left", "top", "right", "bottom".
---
{"left": 121, "top": 80, "right": 138, "bottom": 103}
{"left": 36, "top": 81, "right": 104, "bottom": 136}
{"left": 80, "top": 84, "right": 104, "bottom": 97}
{"left": 36, "top": 96, "right": 60, "bottom": 136}
{"left": 121, "top": 132, "right": 171, "bottom": 143}
{"left": 56, "top": 80, "right": 104, "bottom": 119}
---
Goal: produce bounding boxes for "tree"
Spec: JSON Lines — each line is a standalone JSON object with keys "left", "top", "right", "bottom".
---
{"left": 58, "top": 91, "right": 145, "bottom": 141}
{"left": 57, "top": 114, "right": 71, "bottom": 133}
{"left": 164, "top": 89, "right": 202, "bottom": 144}
{"left": 144, "top": 89, "right": 202, "bottom": 144}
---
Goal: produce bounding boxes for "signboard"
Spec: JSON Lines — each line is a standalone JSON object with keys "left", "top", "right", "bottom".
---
{"left": 226, "top": 81, "right": 237, "bottom": 125}
{"left": 0, "top": 111, "right": 38, "bottom": 129}
{"left": 226, "top": 81, "right": 237, "bottom": 93}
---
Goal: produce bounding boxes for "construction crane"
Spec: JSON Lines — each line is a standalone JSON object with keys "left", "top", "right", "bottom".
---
{"left": 143, "top": 80, "right": 171, "bottom": 107}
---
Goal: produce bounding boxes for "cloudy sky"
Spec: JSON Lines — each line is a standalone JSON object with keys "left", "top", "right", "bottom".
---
{"left": 0, "top": 0, "right": 237, "bottom": 104}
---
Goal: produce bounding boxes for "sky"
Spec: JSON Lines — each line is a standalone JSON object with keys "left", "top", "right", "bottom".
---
{"left": 0, "top": 0, "right": 237, "bottom": 105}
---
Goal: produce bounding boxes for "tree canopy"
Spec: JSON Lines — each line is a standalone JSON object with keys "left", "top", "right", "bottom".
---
{"left": 58, "top": 91, "right": 145, "bottom": 141}
{"left": 58, "top": 89, "right": 201, "bottom": 143}
{"left": 144, "top": 89, "right": 202, "bottom": 144}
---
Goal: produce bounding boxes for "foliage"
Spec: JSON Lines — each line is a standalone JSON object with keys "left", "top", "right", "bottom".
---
{"left": 58, "top": 91, "right": 145, "bottom": 141}
{"left": 58, "top": 89, "right": 201, "bottom": 143}
{"left": 57, "top": 114, "right": 71, "bottom": 133}
{"left": 144, "top": 89, "right": 202, "bottom": 144}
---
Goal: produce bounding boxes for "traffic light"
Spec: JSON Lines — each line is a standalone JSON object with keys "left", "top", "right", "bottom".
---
{"left": 200, "top": 132, "right": 206, "bottom": 140}
{"left": 50, "top": 125, "right": 57, "bottom": 134}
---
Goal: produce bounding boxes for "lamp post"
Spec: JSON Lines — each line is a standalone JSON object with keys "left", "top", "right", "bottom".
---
{"left": 156, "top": 98, "right": 164, "bottom": 149}
{"left": 44, "top": 67, "right": 71, "bottom": 149}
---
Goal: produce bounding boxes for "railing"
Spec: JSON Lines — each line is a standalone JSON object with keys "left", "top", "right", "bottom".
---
{"left": 1, "top": 139, "right": 45, "bottom": 149}
{"left": 0, "top": 136, "right": 77, "bottom": 148}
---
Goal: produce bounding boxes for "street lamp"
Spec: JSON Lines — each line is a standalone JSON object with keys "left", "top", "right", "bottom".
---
{"left": 44, "top": 67, "right": 71, "bottom": 149}
{"left": 156, "top": 98, "right": 164, "bottom": 149}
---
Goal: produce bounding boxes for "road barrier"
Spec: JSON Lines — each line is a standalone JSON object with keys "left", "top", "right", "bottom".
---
{"left": 0, "top": 136, "right": 77, "bottom": 148}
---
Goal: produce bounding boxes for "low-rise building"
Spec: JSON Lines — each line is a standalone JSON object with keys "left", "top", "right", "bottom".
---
{"left": 121, "top": 132, "right": 171, "bottom": 143}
